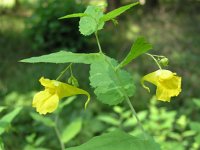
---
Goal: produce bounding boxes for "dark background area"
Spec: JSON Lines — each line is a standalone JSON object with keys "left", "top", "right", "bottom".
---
{"left": 0, "top": 0, "right": 200, "bottom": 150}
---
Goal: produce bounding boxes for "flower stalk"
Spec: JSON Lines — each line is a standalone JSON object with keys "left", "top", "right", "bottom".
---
{"left": 54, "top": 114, "right": 65, "bottom": 150}
{"left": 146, "top": 53, "right": 162, "bottom": 70}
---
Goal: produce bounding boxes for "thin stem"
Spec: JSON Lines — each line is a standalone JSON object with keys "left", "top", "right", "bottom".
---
{"left": 151, "top": 54, "right": 165, "bottom": 58}
{"left": 95, "top": 32, "right": 103, "bottom": 53}
{"left": 95, "top": 32, "right": 146, "bottom": 138}
{"left": 54, "top": 115, "right": 65, "bottom": 150}
{"left": 115, "top": 69, "right": 147, "bottom": 139}
{"left": 69, "top": 64, "right": 74, "bottom": 77}
{"left": 56, "top": 63, "right": 72, "bottom": 80}
{"left": 146, "top": 53, "right": 162, "bottom": 69}
{"left": 125, "top": 97, "right": 147, "bottom": 139}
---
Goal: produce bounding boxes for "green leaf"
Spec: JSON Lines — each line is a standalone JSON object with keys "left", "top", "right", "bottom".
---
{"left": 89, "top": 55, "right": 135, "bottom": 105}
{"left": 34, "top": 136, "right": 46, "bottom": 147}
{"left": 61, "top": 117, "right": 82, "bottom": 144}
{"left": 20, "top": 51, "right": 101, "bottom": 64}
{"left": 66, "top": 130, "right": 160, "bottom": 150}
{"left": 0, "top": 106, "right": 6, "bottom": 113}
{"left": 30, "top": 112, "right": 55, "bottom": 127}
{"left": 58, "top": 96, "right": 76, "bottom": 111}
{"left": 182, "top": 130, "right": 196, "bottom": 137}
{"left": 0, "top": 107, "right": 22, "bottom": 135}
{"left": 195, "top": 134, "right": 200, "bottom": 144}
{"left": 100, "top": 2, "right": 139, "bottom": 22}
{"left": 0, "top": 137, "right": 4, "bottom": 150}
{"left": 79, "top": 6, "right": 104, "bottom": 36}
{"left": 119, "top": 37, "right": 152, "bottom": 68}
{"left": 193, "top": 98, "right": 200, "bottom": 108}
{"left": 190, "top": 122, "right": 200, "bottom": 133}
{"left": 59, "top": 13, "right": 87, "bottom": 19}
{"left": 26, "top": 133, "right": 36, "bottom": 143}
{"left": 97, "top": 115, "right": 120, "bottom": 126}
{"left": 162, "top": 142, "right": 184, "bottom": 150}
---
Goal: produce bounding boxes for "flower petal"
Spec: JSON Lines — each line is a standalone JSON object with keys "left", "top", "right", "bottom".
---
{"left": 54, "top": 81, "right": 90, "bottom": 109}
{"left": 160, "top": 75, "right": 181, "bottom": 90}
{"left": 141, "top": 69, "right": 182, "bottom": 102}
{"left": 157, "top": 70, "right": 174, "bottom": 81}
{"left": 32, "top": 90, "right": 59, "bottom": 115}
{"left": 141, "top": 70, "right": 159, "bottom": 92}
{"left": 40, "top": 94, "right": 59, "bottom": 115}
{"left": 156, "top": 76, "right": 181, "bottom": 102}
{"left": 39, "top": 77, "right": 55, "bottom": 89}
{"left": 32, "top": 90, "right": 50, "bottom": 107}
{"left": 33, "top": 77, "right": 91, "bottom": 115}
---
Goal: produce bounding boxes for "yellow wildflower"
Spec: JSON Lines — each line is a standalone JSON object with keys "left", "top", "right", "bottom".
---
{"left": 33, "top": 77, "right": 90, "bottom": 115}
{"left": 141, "top": 69, "right": 181, "bottom": 102}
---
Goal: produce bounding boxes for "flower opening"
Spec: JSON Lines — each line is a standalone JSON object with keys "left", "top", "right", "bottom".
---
{"left": 141, "top": 70, "right": 181, "bottom": 102}
{"left": 32, "top": 77, "right": 90, "bottom": 115}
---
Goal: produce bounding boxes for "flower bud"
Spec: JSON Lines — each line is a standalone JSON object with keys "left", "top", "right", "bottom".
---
{"left": 68, "top": 76, "right": 79, "bottom": 87}
{"left": 159, "top": 57, "right": 169, "bottom": 66}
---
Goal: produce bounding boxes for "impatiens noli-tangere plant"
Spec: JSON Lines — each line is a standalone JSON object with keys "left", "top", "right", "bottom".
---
{"left": 21, "top": 2, "right": 182, "bottom": 150}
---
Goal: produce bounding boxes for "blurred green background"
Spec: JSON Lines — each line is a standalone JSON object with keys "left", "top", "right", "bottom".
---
{"left": 0, "top": 0, "right": 200, "bottom": 149}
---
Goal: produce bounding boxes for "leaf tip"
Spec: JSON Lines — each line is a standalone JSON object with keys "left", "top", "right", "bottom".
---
{"left": 58, "top": 16, "right": 64, "bottom": 20}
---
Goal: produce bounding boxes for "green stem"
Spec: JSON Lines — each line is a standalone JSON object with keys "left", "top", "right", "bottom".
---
{"left": 146, "top": 53, "right": 162, "bottom": 69}
{"left": 115, "top": 69, "right": 147, "bottom": 139}
{"left": 56, "top": 63, "right": 72, "bottom": 80}
{"left": 125, "top": 96, "right": 147, "bottom": 139}
{"left": 54, "top": 115, "right": 65, "bottom": 150}
{"left": 95, "top": 33, "right": 146, "bottom": 138}
{"left": 95, "top": 32, "right": 103, "bottom": 53}
{"left": 69, "top": 64, "right": 74, "bottom": 77}
{"left": 151, "top": 54, "right": 165, "bottom": 58}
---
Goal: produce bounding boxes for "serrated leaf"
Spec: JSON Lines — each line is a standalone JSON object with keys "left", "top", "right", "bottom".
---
{"left": 89, "top": 55, "right": 135, "bottom": 105}
{"left": 79, "top": 6, "right": 104, "bottom": 36}
{"left": 61, "top": 117, "right": 82, "bottom": 144}
{"left": 0, "top": 107, "right": 22, "bottom": 135}
{"left": 100, "top": 2, "right": 139, "bottom": 22}
{"left": 20, "top": 51, "right": 101, "bottom": 64}
{"left": 119, "top": 37, "right": 152, "bottom": 68}
{"left": 66, "top": 130, "right": 160, "bottom": 150}
{"left": 59, "top": 13, "right": 87, "bottom": 19}
{"left": 30, "top": 112, "right": 55, "bottom": 127}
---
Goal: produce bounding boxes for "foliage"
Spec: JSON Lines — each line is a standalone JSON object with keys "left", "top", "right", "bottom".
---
{"left": 0, "top": 107, "right": 22, "bottom": 135}
{"left": 1, "top": 0, "right": 200, "bottom": 150}
{"left": 94, "top": 97, "right": 200, "bottom": 150}
{"left": 20, "top": 2, "right": 163, "bottom": 149}
{"left": 67, "top": 130, "right": 160, "bottom": 150}
{"left": 20, "top": 51, "right": 101, "bottom": 64}
{"left": 25, "top": 0, "right": 87, "bottom": 52}
{"left": 61, "top": 117, "right": 82, "bottom": 144}
{"left": 100, "top": 2, "right": 139, "bottom": 22}
{"left": 89, "top": 55, "right": 135, "bottom": 105}
{"left": 118, "top": 37, "right": 153, "bottom": 68}
{"left": 79, "top": 6, "right": 104, "bottom": 36}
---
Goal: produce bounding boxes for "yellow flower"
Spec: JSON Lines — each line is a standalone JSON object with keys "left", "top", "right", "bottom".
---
{"left": 141, "top": 69, "right": 181, "bottom": 102}
{"left": 33, "top": 77, "right": 90, "bottom": 115}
